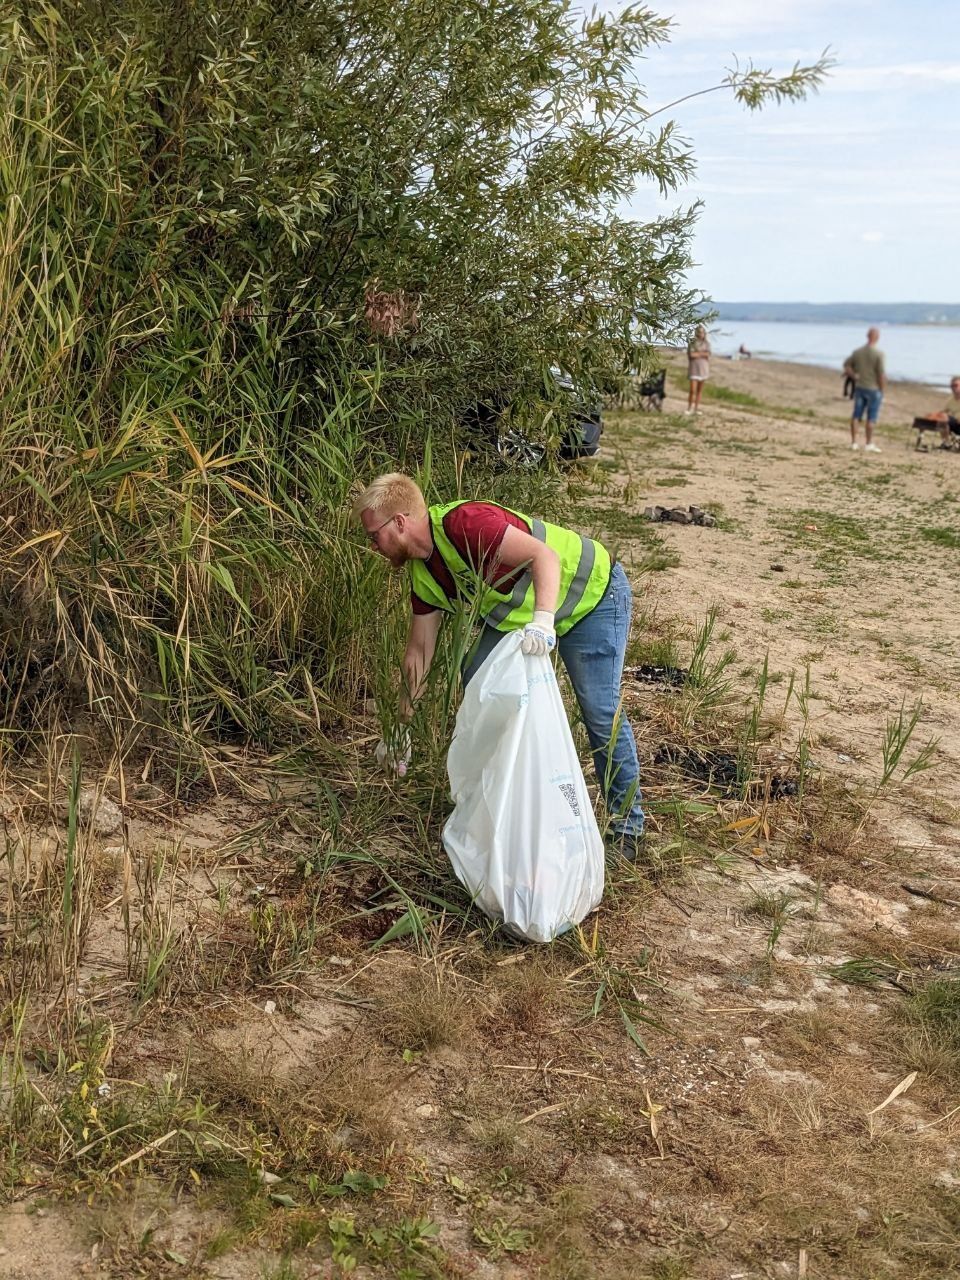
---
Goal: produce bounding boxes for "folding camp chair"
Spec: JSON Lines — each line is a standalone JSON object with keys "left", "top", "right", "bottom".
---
{"left": 912, "top": 416, "right": 960, "bottom": 452}
{"left": 638, "top": 369, "right": 666, "bottom": 412}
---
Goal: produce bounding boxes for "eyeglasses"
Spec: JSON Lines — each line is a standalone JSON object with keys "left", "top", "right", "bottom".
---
{"left": 367, "top": 512, "right": 401, "bottom": 547}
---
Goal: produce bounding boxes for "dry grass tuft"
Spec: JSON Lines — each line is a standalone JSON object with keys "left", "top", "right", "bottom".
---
{"left": 531, "top": 1184, "right": 602, "bottom": 1279}
{"left": 777, "top": 1007, "right": 846, "bottom": 1059}
{"left": 194, "top": 1037, "right": 401, "bottom": 1170}
{"left": 374, "top": 962, "right": 474, "bottom": 1052}
{"left": 492, "top": 954, "right": 573, "bottom": 1034}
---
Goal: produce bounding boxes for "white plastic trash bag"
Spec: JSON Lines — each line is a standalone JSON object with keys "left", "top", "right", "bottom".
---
{"left": 442, "top": 631, "right": 605, "bottom": 943}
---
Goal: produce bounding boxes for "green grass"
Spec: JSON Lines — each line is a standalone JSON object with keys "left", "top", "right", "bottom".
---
{"left": 746, "top": 889, "right": 795, "bottom": 923}
{"left": 774, "top": 405, "right": 820, "bottom": 420}
{"left": 626, "top": 632, "right": 681, "bottom": 669}
{"left": 668, "top": 371, "right": 762, "bottom": 409}
{"left": 646, "top": 1261, "right": 691, "bottom": 1280}
{"left": 808, "top": 611, "right": 842, "bottom": 636}
{"left": 701, "top": 383, "right": 764, "bottom": 408}
{"left": 826, "top": 956, "right": 901, "bottom": 988}
{"left": 904, "top": 978, "right": 960, "bottom": 1047}
{"left": 641, "top": 543, "right": 682, "bottom": 572}
{"left": 776, "top": 508, "right": 886, "bottom": 580}
{"left": 920, "top": 526, "right": 960, "bottom": 549}
{"left": 901, "top": 977, "right": 960, "bottom": 1082}
{"left": 582, "top": 503, "right": 681, "bottom": 571}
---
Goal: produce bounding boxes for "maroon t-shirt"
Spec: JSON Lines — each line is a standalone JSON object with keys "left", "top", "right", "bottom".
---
{"left": 411, "top": 502, "right": 529, "bottom": 614}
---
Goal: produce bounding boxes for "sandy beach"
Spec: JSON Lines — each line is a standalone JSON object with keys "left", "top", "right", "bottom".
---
{"left": 558, "top": 351, "right": 960, "bottom": 1275}
{"left": 662, "top": 346, "right": 950, "bottom": 422}
{"left": 4, "top": 355, "right": 959, "bottom": 1280}
{"left": 599, "top": 350, "right": 959, "bottom": 867}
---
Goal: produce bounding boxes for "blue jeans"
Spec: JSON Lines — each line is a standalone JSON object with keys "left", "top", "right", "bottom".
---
{"left": 852, "top": 386, "right": 882, "bottom": 424}
{"left": 462, "top": 562, "right": 644, "bottom": 837}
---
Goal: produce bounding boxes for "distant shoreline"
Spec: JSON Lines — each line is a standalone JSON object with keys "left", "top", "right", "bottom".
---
{"left": 716, "top": 353, "right": 937, "bottom": 390}
{"left": 669, "top": 317, "right": 960, "bottom": 388}
{"left": 707, "top": 304, "right": 960, "bottom": 328}
{"left": 657, "top": 347, "right": 942, "bottom": 392}
{"left": 713, "top": 317, "right": 960, "bottom": 329}
{"left": 658, "top": 347, "right": 943, "bottom": 426}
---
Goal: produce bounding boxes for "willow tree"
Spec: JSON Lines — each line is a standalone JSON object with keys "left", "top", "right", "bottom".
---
{"left": 0, "top": 0, "right": 828, "bottom": 749}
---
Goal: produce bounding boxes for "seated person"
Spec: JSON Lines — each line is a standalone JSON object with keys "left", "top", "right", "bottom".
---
{"left": 928, "top": 375, "right": 960, "bottom": 445}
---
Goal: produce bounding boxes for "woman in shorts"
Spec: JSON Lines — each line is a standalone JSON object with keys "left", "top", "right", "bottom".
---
{"left": 686, "top": 325, "right": 711, "bottom": 414}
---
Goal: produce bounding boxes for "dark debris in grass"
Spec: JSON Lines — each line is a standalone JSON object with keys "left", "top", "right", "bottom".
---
{"left": 652, "top": 743, "right": 799, "bottom": 800}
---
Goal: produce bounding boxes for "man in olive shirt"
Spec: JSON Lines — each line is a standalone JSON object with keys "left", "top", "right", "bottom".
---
{"left": 843, "top": 327, "right": 886, "bottom": 453}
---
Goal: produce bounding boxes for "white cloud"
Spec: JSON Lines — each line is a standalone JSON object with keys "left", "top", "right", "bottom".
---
{"left": 830, "top": 62, "right": 960, "bottom": 91}
{"left": 653, "top": 0, "right": 828, "bottom": 37}
{"left": 814, "top": 189, "right": 960, "bottom": 209}
{"left": 693, "top": 182, "right": 799, "bottom": 196}
{"left": 743, "top": 120, "right": 907, "bottom": 140}
{"left": 861, "top": 231, "right": 885, "bottom": 243}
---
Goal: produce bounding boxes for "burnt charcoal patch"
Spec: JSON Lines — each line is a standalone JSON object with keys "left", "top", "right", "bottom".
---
{"left": 654, "top": 743, "right": 798, "bottom": 800}
{"left": 629, "top": 664, "right": 689, "bottom": 688}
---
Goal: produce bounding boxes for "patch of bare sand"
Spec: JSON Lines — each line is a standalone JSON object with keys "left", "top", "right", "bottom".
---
{"left": 0, "top": 1204, "right": 107, "bottom": 1280}
{"left": 603, "top": 353, "right": 960, "bottom": 799}
{"left": 561, "top": 354, "right": 960, "bottom": 1274}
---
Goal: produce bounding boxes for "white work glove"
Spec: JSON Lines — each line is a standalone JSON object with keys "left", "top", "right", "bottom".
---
{"left": 520, "top": 610, "right": 556, "bottom": 657}
{"left": 375, "top": 727, "right": 412, "bottom": 777}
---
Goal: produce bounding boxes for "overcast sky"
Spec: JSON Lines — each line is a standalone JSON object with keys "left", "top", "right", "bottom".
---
{"left": 612, "top": 0, "right": 960, "bottom": 303}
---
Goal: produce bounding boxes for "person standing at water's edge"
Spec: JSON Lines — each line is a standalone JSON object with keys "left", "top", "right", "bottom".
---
{"left": 844, "top": 327, "right": 886, "bottom": 452}
{"left": 686, "top": 325, "right": 711, "bottom": 414}
{"left": 352, "top": 473, "right": 645, "bottom": 860}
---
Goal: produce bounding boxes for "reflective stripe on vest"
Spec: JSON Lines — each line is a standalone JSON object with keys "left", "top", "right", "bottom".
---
{"left": 554, "top": 530, "right": 596, "bottom": 624}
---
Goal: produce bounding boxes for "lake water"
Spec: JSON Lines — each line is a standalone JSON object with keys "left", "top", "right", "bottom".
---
{"left": 700, "top": 320, "right": 960, "bottom": 389}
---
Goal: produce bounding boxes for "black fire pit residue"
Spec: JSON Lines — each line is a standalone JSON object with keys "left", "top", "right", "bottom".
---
{"left": 630, "top": 664, "right": 688, "bottom": 688}
{"left": 654, "top": 744, "right": 798, "bottom": 800}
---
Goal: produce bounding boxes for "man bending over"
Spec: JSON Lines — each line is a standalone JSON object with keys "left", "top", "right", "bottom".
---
{"left": 352, "top": 474, "right": 645, "bottom": 860}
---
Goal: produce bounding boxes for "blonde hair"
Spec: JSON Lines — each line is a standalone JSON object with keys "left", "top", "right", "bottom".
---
{"left": 351, "top": 472, "right": 427, "bottom": 523}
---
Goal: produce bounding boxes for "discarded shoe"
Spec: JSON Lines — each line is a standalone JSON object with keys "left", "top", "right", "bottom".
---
{"left": 643, "top": 504, "right": 716, "bottom": 527}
